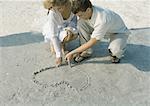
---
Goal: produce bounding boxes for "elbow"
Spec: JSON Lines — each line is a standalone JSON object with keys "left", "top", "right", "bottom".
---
{"left": 91, "top": 38, "right": 97, "bottom": 45}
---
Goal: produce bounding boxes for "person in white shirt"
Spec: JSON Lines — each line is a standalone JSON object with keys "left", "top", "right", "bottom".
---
{"left": 42, "top": 0, "right": 78, "bottom": 66}
{"left": 65, "top": 0, "right": 131, "bottom": 63}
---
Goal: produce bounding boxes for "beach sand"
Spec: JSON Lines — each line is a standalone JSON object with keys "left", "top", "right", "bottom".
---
{"left": 0, "top": 0, "right": 150, "bottom": 106}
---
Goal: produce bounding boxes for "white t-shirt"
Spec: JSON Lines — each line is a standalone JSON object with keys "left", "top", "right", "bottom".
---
{"left": 43, "top": 9, "right": 77, "bottom": 42}
{"left": 42, "top": 9, "right": 78, "bottom": 58}
{"left": 87, "top": 6, "right": 130, "bottom": 40}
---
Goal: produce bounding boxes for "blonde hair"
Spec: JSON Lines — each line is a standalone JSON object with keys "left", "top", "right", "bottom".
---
{"left": 43, "top": 0, "right": 55, "bottom": 10}
{"left": 54, "top": 0, "right": 70, "bottom": 6}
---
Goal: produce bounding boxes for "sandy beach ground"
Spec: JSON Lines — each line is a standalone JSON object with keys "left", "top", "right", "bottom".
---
{"left": 0, "top": 0, "right": 150, "bottom": 106}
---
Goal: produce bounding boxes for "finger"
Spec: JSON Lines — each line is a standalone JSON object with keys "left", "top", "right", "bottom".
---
{"left": 66, "top": 30, "right": 70, "bottom": 35}
{"left": 67, "top": 59, "right": 72, "bottom": 68}
{"left": 67, "top": 30, "right": 73, "bottom": 36}
{"left": 65, "top": 54, "right": 68, "bottom": 60}
{"left": 65, "top": 55, "right": 71, "bottom": 61}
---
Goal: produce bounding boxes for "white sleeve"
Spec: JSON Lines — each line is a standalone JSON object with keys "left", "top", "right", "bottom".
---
{"left": 43, "top": 10, "right": 59, "bottom": 40}
{"left": 50, "top": 36, "right": 62, "bottom": 58}
{"left": 43, "top": 10, "right": 62, "bottom": 58}
{"left": 91, "top": 22, "right": 109, "bottom": 40}
{"left": 91, "top": 14, "right": 109, "bottom": 40}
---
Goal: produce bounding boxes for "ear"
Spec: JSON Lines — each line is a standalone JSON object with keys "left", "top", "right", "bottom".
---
{"left": 86, "top": 8, "right": 92, "bottom": 18}
{"left": 86, "top": 8, "right": 92, "bottom": 13}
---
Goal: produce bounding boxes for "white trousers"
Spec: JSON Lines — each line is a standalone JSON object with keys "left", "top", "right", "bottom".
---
{"left": 77, "top": 19, "right": 129, "bottom": 58}
{"left": 107, "top": 33, "right": 129, "bottom": 58}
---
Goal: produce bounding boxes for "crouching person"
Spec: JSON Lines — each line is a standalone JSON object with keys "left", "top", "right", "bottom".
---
{"left": 42, "top": 0, "right": 78, "bottom": 66}
{"left": 65, "top": 0, "right": 130, "bottom": 63}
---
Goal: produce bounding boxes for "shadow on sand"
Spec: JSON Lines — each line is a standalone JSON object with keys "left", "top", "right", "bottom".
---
{"left": 0, "top": 32, "right": 44, "bottom": 47}
{"left": 0, "top": 32, "right": 149, "bottom": 72}
{"left": 81, "top": 42, "right": 150, "bottom": 72}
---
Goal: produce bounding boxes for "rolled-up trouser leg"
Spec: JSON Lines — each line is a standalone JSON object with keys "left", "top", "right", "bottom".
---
{"left": 108, "top": 33, "right": 129, "bottom": 58}
{"left": 77, "top": 19, "right": 94, "bottom": 54}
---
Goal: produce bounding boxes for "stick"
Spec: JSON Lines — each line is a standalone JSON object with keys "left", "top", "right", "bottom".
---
{"left": 67, "top": 59, "right": 72, "bottom": 68}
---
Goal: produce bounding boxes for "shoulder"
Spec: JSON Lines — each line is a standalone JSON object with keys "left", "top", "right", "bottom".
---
{"left": 47, "top": 9, "right": 56, "bottom": 17}
{"left": 90, "top": 6, "right": 104, "bottom": 23}
{"left": 93, "top": 5, "right": 104, "bottom": 13}
{"left": 47, "top": 9, "right": 62, "bottom": 18}
{"left": 93, "top": 6, "right": 115, "bottom": 22}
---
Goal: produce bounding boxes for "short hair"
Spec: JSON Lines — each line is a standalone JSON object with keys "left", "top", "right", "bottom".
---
{"left": 71, "top": 0, "right": 92, "bottom": 14}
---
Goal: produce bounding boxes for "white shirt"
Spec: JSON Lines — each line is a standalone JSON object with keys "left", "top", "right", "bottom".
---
{"left": 87, "top": 6, "right": 130, "bottom": 40}
{"left": 42, "top": 9, "right": 77, "bottom": 58}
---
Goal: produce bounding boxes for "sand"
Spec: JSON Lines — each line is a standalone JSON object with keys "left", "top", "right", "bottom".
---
{"left": 0, "top": 0, "right": 150, "bottom": 106}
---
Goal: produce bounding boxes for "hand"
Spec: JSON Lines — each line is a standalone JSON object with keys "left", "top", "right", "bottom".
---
{"left": 63, "top": 30, "right": 73, "bottom": 42}
{"left": 55, "top": 57, "right": 62, "bottom": 67}
{"left": 65, "top": 52, "right": 73, "bottom": 61}
{"left": 66, "top": 30, "right": 73, "bottom": 36}
{"left": 63, "top": 30, "right": 77, "bottom": 43}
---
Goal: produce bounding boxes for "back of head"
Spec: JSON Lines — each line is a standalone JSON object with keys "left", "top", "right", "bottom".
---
{"left": 54, "top": 0, "right": 70, "bottom": 6}
{"left": 71, "top": 0, "right": 92, "bottom": 14}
